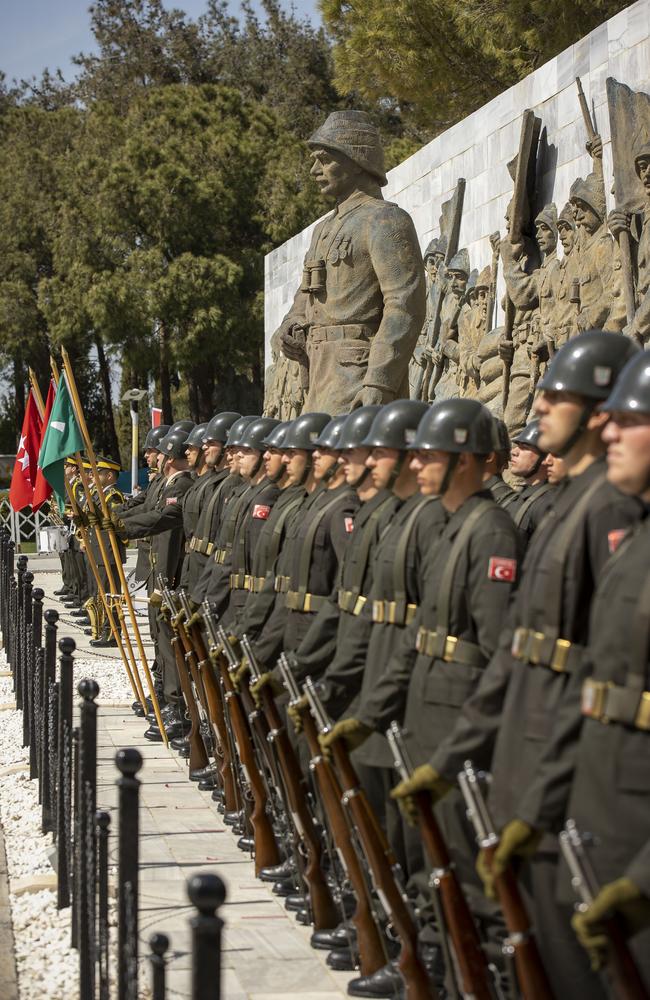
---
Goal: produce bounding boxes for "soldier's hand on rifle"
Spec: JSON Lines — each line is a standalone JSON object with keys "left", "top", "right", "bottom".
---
{"left": 489, "top": 231, "right": 502, "bottom": 255}
{"left": 351, "top": 386, "right": 387, "bottom": 410}
{"left": 390, "top": 765, "right": 453, "bottom": 827}
{"left": 287, "top": 693, "right": 308, "bottom": 733}
{"left": 586, "top": 133, "right": 603, "bottom": 160}
{"left": 572, "top": 877, "right": 650, "bottom": 970}
{"left": 608, "top": 208, "right": 631, "bottom": 238}
{"left": 498, "top": 338, "right": 514, "bottom": 364}
{"left": 100, "top": 515, "right": 114, "bottom": 531}
{"left": 73, "top": 511, "right": 89, "bottom": 530}
{"left": 319, "top": 718, "right": 372, "bottom": 760}
{"left": 87, "top": 510, "right": 100, "bottom": 528}
{"left": 280, "top": 323, "right": 309, "bottom": 364}
{"left": 250, "top": 670, "right": 283, "bottom": 707}
{"left": 476, "top": 819, "right": 541, "bottom": 900}
{"left": 187, "top": 609, "right": 203, "bottom": 628}
{"left": 232, "top": 657, "right": 250, "bottom": 692}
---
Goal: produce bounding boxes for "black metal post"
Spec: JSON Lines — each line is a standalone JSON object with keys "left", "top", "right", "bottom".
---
{"left": 15, "top": 556, "right": 27, "bottom": 706}
{"left": 41, "top": 609, "right": 59, "bottom": 831}
{"left": 30, "top": 588, "right": 44, "bottom": 781}
{"left": 71, "top": 725, "right": 79, "bottom": 948}
{"left": 0, "top": 529, "right": 7, "bottom": 647}
{"left": 188, "top": 873, "right": 226, "bottom": 1000}
{"left": 7, "top": 571, "right": 16, "bottom": 676}
{"left": 149, "top": 933, "right": 169, "bottom": 1000}
{"left": 116, "top": 747, "right": 143, "bottom": 1000}
{"left": 22, "top": 571, "right": 34, "bottom": 748}
{"left": 56, "top": 637, "right": 75, "bottom": 909}
{"left": 77, "top": 679, "right": 98, "bottom": 1000}
{"left": 96, "top": 811, "right": 111, "bottom": 1000}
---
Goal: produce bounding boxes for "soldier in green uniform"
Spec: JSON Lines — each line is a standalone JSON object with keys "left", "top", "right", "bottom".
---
{"left": 393, "top": 331, "right": 642, "bottom": 998}
{"left": 87, "top": 455, "right": 125, "bottom": 648}
{"left": 483, "top": 417, "right": 520, "bottom": 510}
{"left": 508, "top": 418, "right": 554, "bottom": 540}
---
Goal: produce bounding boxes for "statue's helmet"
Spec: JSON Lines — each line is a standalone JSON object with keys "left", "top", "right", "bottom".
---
{"left": 446, "top": 248, "right": 470, "bottom": 278}
{"left": 569, "top": 174, "right": 606, "bottom": 222}
{"left": 476, "top": 265, "right": 492, "bottom": 290}
{"left": 634, "top": 140, "right": 650, "bottom": 177}
{"left": 308, "top": 111, "right": 387, "bottom": 186}
{"left": 423, "top": 237, "right": 440, "bottom": 263}
{"left": 557, "top": 201, "right": 576, "bottom": 230}
{"left": 535, "top": 203, "right": 558, "bottom": 235}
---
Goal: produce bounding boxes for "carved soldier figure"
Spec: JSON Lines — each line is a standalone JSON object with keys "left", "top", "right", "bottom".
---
{"left": 457, "top": 268, "right": 481, "bottom": 398}
{"left": 432, "top": 248, "right": 470, "bottom": 400}
{"left": 264, "top": 330, "right": 304, "bottom": 420}
{"left": 533, "top": 204, "right": 560, "bottom": 363}
{"left": 608, "top": 140, "right": 650, "bottom": 346}
{"left": 409, "top": 237, "right": 447, "bottom": 396}
{"left": 548, "top": 202, "right": 580, "bottom": 353}
{"left": 278, "top": 111, "right": 425, "bottom": 414}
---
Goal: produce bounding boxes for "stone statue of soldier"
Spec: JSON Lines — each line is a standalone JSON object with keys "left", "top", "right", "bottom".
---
{"left": 431, "top": 248, "right": 470, "bottom": 400}
{"left": 547, "top": 201, "right": 580, "bottom": 354}
{"left": 532, "top": 204, "right": 560, "bottom": 365}
{"left": 608, "top": 139, "right": 650, "bottom": 346}
{"left": 277, "top": 111, "right": 426, "bottom": 414}
{"left": 457, "top": 268, "right": 480, "bottom": 397}
{"left": 409, "top": 236, "right": 447, "bottom": 396}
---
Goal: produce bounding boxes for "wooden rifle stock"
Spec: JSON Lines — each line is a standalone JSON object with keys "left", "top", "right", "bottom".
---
{"left": 298, "top": 705, "right": 386, "bottom": 974}
{"left": 330, "top": 741, "right": 435, "bottom": 1000}
{"left": 168, "top": 624, "right": 208, "bottom": 771}
{"left": 601, "top": 917, "right": 649, "bottom": 1000}
{"left": 257, "top": 685, "right": 338, "bottom": 931}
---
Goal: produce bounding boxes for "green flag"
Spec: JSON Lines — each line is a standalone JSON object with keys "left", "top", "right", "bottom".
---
{"left": 38, "top": 375, "right": 85, "bottom": 509}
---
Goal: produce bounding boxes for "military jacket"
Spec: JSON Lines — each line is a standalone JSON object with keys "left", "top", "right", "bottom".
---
{"left": 575, "top": 225, "right": 618, "bottom": 331}
{"left": 89, "top": 483, "right": 126, "bottom": 570}
{"left": 630, "top": 207, "right": 650, "bottom": 345}
{"left": 190, "top": 477, "right": 250, "bottom": 605}
{"left": 220, "top": 477, "right": 281, "bottom": 621}
{"left": 293, "top": 489, "right": 401, "bottom": 685}
{"left": 536, "top": 253, "right": 561, "bottom": 346}
{"left": 431, "top": 459, "right": 642, "bottom": 834}
{"left": 121, "top": 470, "right": 194, "bottom": 587}
{"left": 282, "top": 189, "right": 425, "bottom": 410}
{"left": 511, "top": 481, "right": 555, "bottom": 541}
{"left": 120, "top": 473, "right": 166, "bottom": 586}
{"left": 181, "top": 469, "right": 234, "bottom": 591}
{"left": 231, "top": 484, "right": 307, "bottom": 638}
{"left": 550, "top": 248, "right": 580, "bottom": 345}
{"left": 330, "top": 493, "right": 448, "bottom": 767}
{"left": 485, "top": 474, "right": 520, "bottom": 511}
{"left": 358, "top": 493, "right": 519, "bottom": 762}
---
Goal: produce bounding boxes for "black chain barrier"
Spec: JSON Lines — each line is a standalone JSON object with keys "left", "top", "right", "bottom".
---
{"left": 0, "top": 532, "right": 227, "bottom": 1000}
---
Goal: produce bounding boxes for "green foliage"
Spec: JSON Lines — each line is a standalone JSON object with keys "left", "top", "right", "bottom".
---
{"left": 321, "top": 0, "right": 630, "bottom": 134}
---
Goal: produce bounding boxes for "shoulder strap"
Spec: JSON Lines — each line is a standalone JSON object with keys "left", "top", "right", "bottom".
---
{"left": 345, "top": 494, "right": 395, "bottom": 599}
{"left": 540, "top": 471, "right": 606, "bottom": 641}
{"left": 391, "top": 496, "right": 434, "bottom": 616}
{"left": 265, "top": 493, "right": 305, "bottom": 571}
{"left": 296, "top": 492, "right": 349, "bottom": 598}
{"left": 194, "top": 475, "right": 229, "bottom": 539}
{"left": 436, "top": 500, "right": 494, "bottom": 635}
{"left": 513, "top": 483, "right": 553, "bottom": 528}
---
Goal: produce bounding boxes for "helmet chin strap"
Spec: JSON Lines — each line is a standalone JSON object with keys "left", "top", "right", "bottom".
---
{"left": 555, "top": 402, "right": 595, "bottom": 458}
{"left": 439, "top": 452, "right": 460, "bottom": 496}
{"left": 350, "top": 465, "right": 370, "bottom": 490}
{"left": 320, "top": 458, "right": 340, "bottom": 484}
{"left": 387, "top": 453, "right": 405, "bottom": 490}
{"left": 521, "top": 452, "right": 545, "bottom": 479}
{"left": 250, "top": 452, "right": 264, "bottom": 478}
{"left": 299, "top": 454, "right": 313, "bottom": 486}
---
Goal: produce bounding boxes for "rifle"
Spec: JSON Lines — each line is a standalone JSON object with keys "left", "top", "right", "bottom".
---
{"left": 458, "top": 761, "right": 554, "bottom": 1000}
{"left": 387, "top": 723, "right": 494, "bottom": 1000}
{"left": 559, "top": 820, "right": 649, "bottom": 1000}
{"left": 203, "top": 611, "right": 279, "bottom": 872}
{"left": 157, "top": 577, "right": 209, "bottom": 772}
{"left": 486, "top": 233, "right": 501, "bottom": 335}
{"left": 277, "top": 655, "right": 387, "bottom": 975}
{"left": 304, "top": 678, "right": 435, "bottom": 1000}
{"left": 241, "top": 639, "right": 338, "bottom": 931}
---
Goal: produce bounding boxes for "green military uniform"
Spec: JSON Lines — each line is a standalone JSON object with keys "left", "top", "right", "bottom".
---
{"left": 484, "top": 473, "right": 520, "bottom": 510}
{"left": 182, "top": 469, "right": 237, "bottom": 593}
{"left": 511, "top": 480, "right": 555, "bottom": 540}
{"left": 190, "top": 476, "right": 248, "bottom": 605}
{"left": 221, "top": 477, "right": 281, "bottom": 626}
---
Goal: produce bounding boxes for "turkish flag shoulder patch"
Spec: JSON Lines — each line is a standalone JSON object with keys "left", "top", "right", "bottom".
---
{"left": 253, "top": 504, "right": 271, "bottom": 520}
{"left": 344, "top": 516, "right": 355, "bottom": 533}
{"left": 165, "top": 496, "right": 178, "bottom": 505}
{"left": 608, "top": 528, "right": 627, "bottom": 554}
{"left": 488, "top": 556, "right": 517, "bottom": 582}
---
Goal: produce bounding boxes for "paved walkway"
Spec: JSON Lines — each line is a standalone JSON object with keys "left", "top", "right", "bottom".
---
{"left": 0, "top": 818, "right": 18, "bottom": 1000}
{"left": 30, "top": 552, "right": 353, "bottom": 999}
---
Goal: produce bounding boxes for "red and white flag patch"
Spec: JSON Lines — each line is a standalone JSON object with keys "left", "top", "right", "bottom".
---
{"left": 488, "top": 556, "right": 517, "bottom": 582}
{"left": 252, "top": 504, "right": 271, "bottom": 520}
{"left": 608, "top": 528, "right": 627, "bottom": 554}
{"left": 165, "top": 496, "right": 178, "bottom": 505}
{"left": 344, "top": 516, "right": 355, "bottom": 533}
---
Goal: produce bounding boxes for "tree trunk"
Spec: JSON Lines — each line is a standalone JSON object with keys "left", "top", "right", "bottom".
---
{"left": 158, "top": 322, "right": 173, "bottom": 423}
{"left": 94, "top": 335, "right": 121, "bottom": 462}
{"left": 14, "top": 356, "right": 25, "bottom": 431}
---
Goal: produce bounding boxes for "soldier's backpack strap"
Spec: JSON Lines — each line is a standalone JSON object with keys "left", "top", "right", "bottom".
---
{"left": 340, "top": 494, "right": 394, "bottom": 613}
{"left": 295, "top": 492, "right": 349, "bottom": 603}
{"left": 513, "top": 483, "right": 553, "bottom": 529}
{"left": 388, "top": 496, "right": 434, "bottom": 623}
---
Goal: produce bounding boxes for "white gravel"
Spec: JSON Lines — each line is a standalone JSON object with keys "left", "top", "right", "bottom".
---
{"left": 0, "top": 644, "right": 130, "bottom": 1000}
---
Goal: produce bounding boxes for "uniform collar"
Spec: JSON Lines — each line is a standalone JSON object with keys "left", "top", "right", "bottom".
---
{"left": 334, "top": 189, "right": 382, "bottom": 219}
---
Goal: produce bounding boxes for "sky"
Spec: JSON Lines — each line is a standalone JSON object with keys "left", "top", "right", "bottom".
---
{"left": 0, "top": 0, "right": 321, "bottom": 85}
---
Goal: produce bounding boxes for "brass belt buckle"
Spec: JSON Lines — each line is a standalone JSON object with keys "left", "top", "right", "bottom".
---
{"left": 635, "top": 691, "right": 650, "bottom": 731}
{"left": 511, "top": 627, "right": 528, "bottom": 659}
{"left": 443, "top": 636, "right": 458, "bottom": 662}
{"left": 372, "top": 600, "right": 385, "bottom": 623}
{"left": 581, "top": 679, "right": 606, "bottom": 719}
{"left": 550, "top": 638, "right": 572, "bottom": 673}
{"left": 528, "top": 631, "right": 545, "bottom": 665}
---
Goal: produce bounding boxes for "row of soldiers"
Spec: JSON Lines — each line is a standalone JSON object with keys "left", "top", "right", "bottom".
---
{"left": 64, "top": 328, "right": 650, "bottom": 999}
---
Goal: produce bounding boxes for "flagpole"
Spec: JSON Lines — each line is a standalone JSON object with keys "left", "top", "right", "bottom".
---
{"left": 59, "top": 347, "right": 167, "bottom": 742}
{"left": 28, "top": 369, "right": 45, "bottom": 417}
{"left": 48, "top": 359, "right": 146, "bottom": 710}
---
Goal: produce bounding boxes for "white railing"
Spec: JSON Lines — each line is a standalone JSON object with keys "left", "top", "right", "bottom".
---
{"left": 0, "top": 491, "right": 51, "bottom": 550}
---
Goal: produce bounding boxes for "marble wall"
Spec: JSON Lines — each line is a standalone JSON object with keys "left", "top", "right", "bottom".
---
{"left": 264, "top": 0, "right": 650, "bottom": 365}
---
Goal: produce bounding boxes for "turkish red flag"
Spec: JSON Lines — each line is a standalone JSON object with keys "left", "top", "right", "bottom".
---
{"left": 32, "top": 381, "right": 56, "bottom": 511}
{"left": 9, "top": 390, "right": 43, "bottom": 511}
{"left": 151, "top": 407, "right": 162, "bottom": 428}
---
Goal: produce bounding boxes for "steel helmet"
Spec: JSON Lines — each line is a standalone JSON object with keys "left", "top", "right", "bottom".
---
{"left": 600, "top": 351, "right": 650, "bottom": 415}
{"left": 362, "top": 399, "right": 430, "bottom": 450}
{"left": 337, "top": 405, "right": 382, "bottom": 450}
{"left": 158, "top": 428, "right": 191, "bottom": 460}
{"left": 239, "top": 417, "right": 282, "bottom": 451}
{"left": 261, "top": 421, "right": 290, "bottom": 450}
{"left": 537, "top": 330, "right": 639, "bottom": 401}
{"left": 225, "top": 416, "right": 258, "bottom": 448}
{"left": 281, "top": 412, "right": 331, "bottom": 451}
{"left": 144, "top": 425, "right": 170, "bottom": 451}
{"left": 185, "top": 423, "right": 208, "bottom": 449}
{"left": 512, "top": 419, "right": 545, "bottom": 454}
{"left": 168, "top": 419, "right": 195, "bottom": 435}
{"left": 204, "top": 412, "right": 241, "bottom": 444}
{"left": 412, "top": 399, "right": 495, "bottom": 455}
{"left": 313, "top": 415, "right": 347, "bottom": 450}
